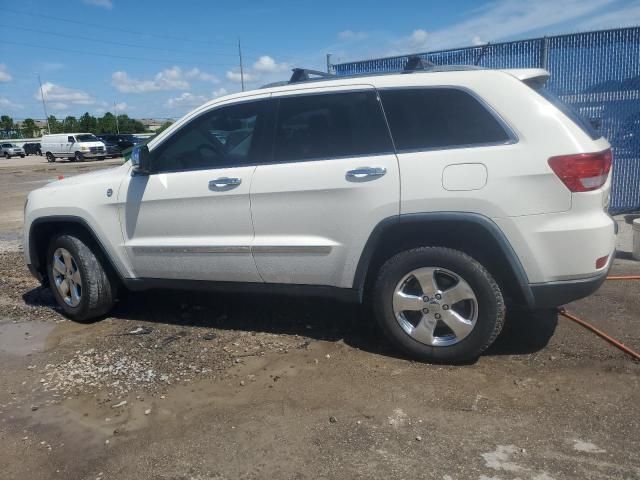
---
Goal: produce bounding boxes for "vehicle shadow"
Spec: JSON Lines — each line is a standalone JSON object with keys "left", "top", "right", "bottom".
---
{"left": 22, "top": 286, "right": 557, "bottom": 363}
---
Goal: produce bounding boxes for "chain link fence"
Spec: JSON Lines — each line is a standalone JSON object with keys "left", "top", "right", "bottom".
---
{"left": 333, "top": 27, "right": 640, "bottom": 214}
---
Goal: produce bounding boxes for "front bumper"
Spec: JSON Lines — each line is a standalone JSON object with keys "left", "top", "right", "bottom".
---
{"left": 528, "top": 253, "right": 614, "bottom": 308}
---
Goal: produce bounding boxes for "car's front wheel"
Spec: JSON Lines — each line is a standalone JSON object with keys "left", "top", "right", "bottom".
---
{"left": 74, "top": 152, "right": 84, "bottom": 162}
{"left": 372, "top": 247, "right": 505, "bottom": 363}
{"left": 46, "top": 234, "right": 115, "bottom": 322}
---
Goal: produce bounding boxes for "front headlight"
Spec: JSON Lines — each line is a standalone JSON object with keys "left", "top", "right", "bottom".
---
{"left": 80, "top": 146, "right": 90, "bottom": 152}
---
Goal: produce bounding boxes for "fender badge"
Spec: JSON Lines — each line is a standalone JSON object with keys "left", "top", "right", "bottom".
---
{"left": 106, "top": 188, "right": 113, "bottom": 197}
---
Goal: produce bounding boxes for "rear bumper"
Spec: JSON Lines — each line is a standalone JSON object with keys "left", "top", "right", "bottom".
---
{"left": 527, "top": 253, "right": 613, "bottom": 308}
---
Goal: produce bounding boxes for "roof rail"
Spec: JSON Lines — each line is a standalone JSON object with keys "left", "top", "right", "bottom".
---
{"left": 290, "top": 68, "right": 335, "bottom": 83}
{"left": 403, "top": 55, "right": 435, "bottom": 72}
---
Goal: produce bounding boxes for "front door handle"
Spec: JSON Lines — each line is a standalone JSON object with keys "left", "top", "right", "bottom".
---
{"left": 346, "top": 167, "right": 387, "bottom": 181}
{"left": 209, "top": 177, "right": 241, "bottom": 190}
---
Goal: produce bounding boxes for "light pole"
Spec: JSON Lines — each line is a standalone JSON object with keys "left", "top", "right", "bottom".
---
{"left": 114, "top": 101, "right": 120, "bottom": 134}
{"left": 37, "top": 74, "right": 50, "bottom": 134}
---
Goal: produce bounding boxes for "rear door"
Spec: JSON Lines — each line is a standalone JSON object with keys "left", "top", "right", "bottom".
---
{"left": 249, "top": 86, "right": 400, "bottom": 288}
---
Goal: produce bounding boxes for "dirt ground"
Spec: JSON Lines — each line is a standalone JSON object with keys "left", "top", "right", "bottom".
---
{"left": 0, "top": 157, "right": 639, "bottom": 480}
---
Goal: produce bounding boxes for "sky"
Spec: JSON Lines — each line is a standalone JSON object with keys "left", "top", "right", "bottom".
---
{"left": 1, "top": 0, "right": 639, "bottom": 120}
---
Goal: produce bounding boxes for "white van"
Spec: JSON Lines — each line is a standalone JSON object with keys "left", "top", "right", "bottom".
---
{"left": 41, "top": 133, "right": 107, "bottom": 163}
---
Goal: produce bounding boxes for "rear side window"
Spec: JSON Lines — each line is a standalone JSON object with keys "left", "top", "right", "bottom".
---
{"left": 274, "top": 90, "right": 393, "bottom": 162}
{"left": 380, "top": 88, "right": 512, "bottom": 151}
{"left": 533, "top": 87, "right": 601, "bottom": 140}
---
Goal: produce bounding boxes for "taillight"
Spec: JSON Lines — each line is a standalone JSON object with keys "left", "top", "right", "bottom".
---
{"left": 548, "top": 149, "right": 612, "bottom": 192}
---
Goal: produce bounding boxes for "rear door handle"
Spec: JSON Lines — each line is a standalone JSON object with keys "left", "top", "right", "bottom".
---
{"left": 346, "top": 167, "right": 387, "bottom": 181}
{"left": 209, "top": 177, "right": 242, "bottom": 190}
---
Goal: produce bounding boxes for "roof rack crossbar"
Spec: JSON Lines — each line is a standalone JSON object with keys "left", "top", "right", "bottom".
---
{"left": 290, "top": 68, "right": 335, "bottom": 83}
{"left": 403, "top": 55, "right": 435, "bottom": 73}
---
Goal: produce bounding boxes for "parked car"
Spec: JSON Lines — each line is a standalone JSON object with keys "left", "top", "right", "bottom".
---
{"left": 23, "top": 142, "right": 42, "bottom": 156}
{"left": 23, "top": 63, "right": 616, "bottom": 363}
{"left": 41, "top": 133, "right": 107, "bottom": 162}
{"left": 98, "top": 134, "right": 139, "bottom": 158}
{"left": 1, "top": 143, "right": 25, "bottom": 158}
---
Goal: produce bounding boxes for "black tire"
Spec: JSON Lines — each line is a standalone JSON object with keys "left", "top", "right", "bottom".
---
{"left": 46, "top": 152, "right": 55, "bottom": 163}
{"left": 74, "top": 152, "right": 84, "bottom": 162}
{"left": 20, "top": 155, "right": 25, "bottom": 158}
{"left": 46, "top": 234, "right": 115, "bottom": 322}
{"left": 372, "top": 247, "right": 505, "bottom": 364}
{"left": 5, "top": 153, "right": 10, "bottom": 159}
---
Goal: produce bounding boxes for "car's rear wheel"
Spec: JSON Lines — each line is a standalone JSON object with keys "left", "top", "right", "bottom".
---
{"left": 46, "top": 234, "right": 115, "bottom": 322}
{"left": 46, "top": 152, "right": 55, "bottom": 163}
{"left": 372, "top": 247, "right": 505, "bottom": 363}
{"left": 4, "top": 153, "right": 10, "bottom": 159}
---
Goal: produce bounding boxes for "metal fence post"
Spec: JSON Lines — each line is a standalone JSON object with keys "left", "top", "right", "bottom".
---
{"left": 540, "top": 36, "right": 549, "bottom": 69}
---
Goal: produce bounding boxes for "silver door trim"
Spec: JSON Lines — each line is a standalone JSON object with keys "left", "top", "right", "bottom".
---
{"left": 131, "top": 246, "right": 251, "bottom": 255}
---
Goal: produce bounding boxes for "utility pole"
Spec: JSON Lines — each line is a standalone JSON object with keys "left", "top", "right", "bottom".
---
{"left": 326, "top": 53, "right": 333, "bottom": 74}
{"left": 114, "top": 101, "right": 120, "bottom": 134}
{"left": 238, "top": 38, "right": 245, "bottom": 92}
{"left": 37, "top": 74, "right": 50, "bottom": 134}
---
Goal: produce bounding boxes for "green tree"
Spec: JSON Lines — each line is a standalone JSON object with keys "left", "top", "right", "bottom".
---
{"left": 117, "top": 114, "right": 146, "bottom": 133}
{"left": 63, "top": 116, "right": 79, "bottom": 133}
{"left": 0, "top": 115, "right": 14, "bottom": 136}
{"left": 97, "top": 112, "right": 117, "bottom": 134}
{"left": 47, "top": 115, "right": 63, "bottom": 134}
{"left": 78, "top": 112, "right": 98, "bottom": 133}
{"left": 156, "top": 121, "right": 173, "bottom": 134}
{"left": 21, "top": 118, "right": 38, "bottom": 137}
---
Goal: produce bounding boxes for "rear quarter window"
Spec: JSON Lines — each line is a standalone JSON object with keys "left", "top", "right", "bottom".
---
{"left": 379, "top": 88, "right": 512, "bottom": 151}
{"left": 533, "top": 87, "right": 602, "bottom": 140}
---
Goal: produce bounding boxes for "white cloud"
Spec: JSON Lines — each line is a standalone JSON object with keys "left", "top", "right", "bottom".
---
{"left": 212, "top": 88, "right": 228, "bottom": 98}
{"left": 82, "top": 0, "right": 113, "bottom": 8}
{"left": 338, "top": 30, "right": 368, "bottom": 41}
{"left": 111, "top": 67, "right": 190, "bottom": 93}
{"left": 576, "top": 3, "right": 640, "bottom": 30}
{"left": 0, "top": 64, "right": 12, "bottom": 82}
{"left": 423, "top": 0, "right": 613, "bottom": 51}
{"left": 114, "top": 102, "right": 128, "bottom": 111}
{"left": 50, "top": 102, "right": 69, "bottom": 111}
{"left": 166, "top": 92, "right": 208, "bottom": 109}
{"left": 252, "top": 56, "right": 290, "bottom": 73}
{"left": 35, "top": 82, "right": 95, "bottom": 105}
{"left": 185, "top": 68, "right": 220, "bottom": 83}
{"left": 226, "top": 70, "right": 258, "bottom": 83}
{"left": 0, "top": 97, "right": 22, "bottom": 110}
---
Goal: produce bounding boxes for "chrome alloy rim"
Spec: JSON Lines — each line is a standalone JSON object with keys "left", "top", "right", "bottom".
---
{"left": 52, "top": 248, "right": 82, "bottom": 307}
{"left": 392, "top": 267, "right": 478, "bottom": 347}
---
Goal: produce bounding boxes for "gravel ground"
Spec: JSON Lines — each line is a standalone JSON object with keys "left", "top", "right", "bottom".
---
{"left": 0, "top": 160, "right": 638, "bottom": 480}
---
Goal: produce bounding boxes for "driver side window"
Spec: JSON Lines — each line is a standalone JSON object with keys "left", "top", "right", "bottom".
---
{"left": 151, "top": 100, "right": 268, "bottom": 173}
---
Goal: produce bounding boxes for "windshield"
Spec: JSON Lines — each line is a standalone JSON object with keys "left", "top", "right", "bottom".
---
{"left": 2, "top": 144, "right": 13, "bottom": 148}
{"left": 75, "top": 134, "right": 99, "bottom": 142}
{"left": 533, "top": 86, "right": 601, "bottom": 140}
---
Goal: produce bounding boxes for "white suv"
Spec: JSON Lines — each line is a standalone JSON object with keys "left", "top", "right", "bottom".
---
{"left": 24, "top": 63, "right": 616, "bottom": 363}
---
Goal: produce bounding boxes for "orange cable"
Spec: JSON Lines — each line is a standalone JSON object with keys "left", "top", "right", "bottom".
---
{"left": 606, "top": 275, "right": 640, "bottom": 280}
{"left": 557, "top": 308, "right": 640, "bottom": 361}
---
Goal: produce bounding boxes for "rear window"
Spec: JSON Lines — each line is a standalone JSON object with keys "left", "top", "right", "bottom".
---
{"left": 533, "top": 87, "right": 601, "bottom": 140}
{"left": 379, "top": 88, "right": 512, "bottom": 151}
{"left": 274, "top": 91, "right": 394, "bottom": 162}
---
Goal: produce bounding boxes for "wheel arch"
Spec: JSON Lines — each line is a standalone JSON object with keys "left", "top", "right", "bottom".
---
{"left": 353, "top": 212, "right": 535, "bottom": 307}
{"left": 29, "top": 216, "right": 124, "bottom": 286}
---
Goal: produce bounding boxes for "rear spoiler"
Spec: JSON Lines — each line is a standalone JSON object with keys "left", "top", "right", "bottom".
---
{"left": 503, "top": 68, "right": 550, "bottom": 88}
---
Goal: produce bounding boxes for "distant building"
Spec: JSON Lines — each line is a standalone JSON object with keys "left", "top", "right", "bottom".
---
{"left": 139, "top": 118, "right": 165, "bottom": 132}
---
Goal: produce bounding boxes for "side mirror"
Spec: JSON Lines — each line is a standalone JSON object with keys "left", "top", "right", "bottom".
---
{"left": 130, "top": 145, "right": 151, "bottom": 175}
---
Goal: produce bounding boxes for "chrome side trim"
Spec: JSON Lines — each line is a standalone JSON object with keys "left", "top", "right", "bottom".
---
{"left": 130, "top": 245, "right": 333, "bottom": 255}
{"left": 252, "top": 245, "right": 332, "bottom": 255}
{"left": 131, "top": 246, "right": 251, "bottom": 255}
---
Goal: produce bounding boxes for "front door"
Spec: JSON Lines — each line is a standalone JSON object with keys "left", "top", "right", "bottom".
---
{"left": 119, "top": 96, "right": 271, "bottom": 282}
